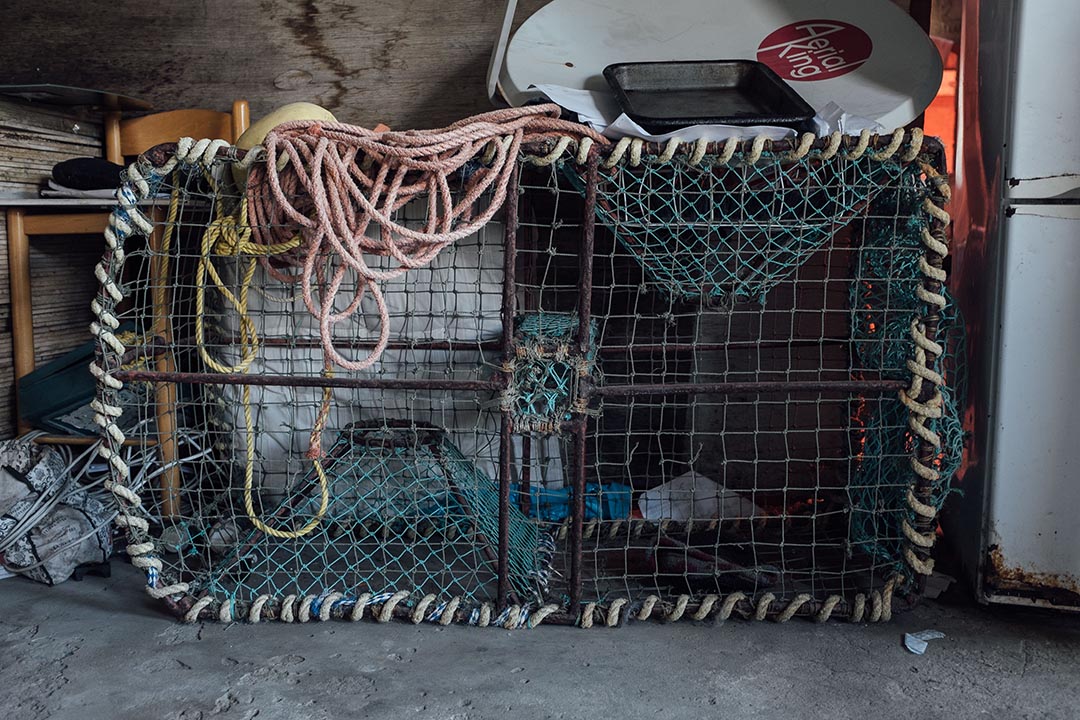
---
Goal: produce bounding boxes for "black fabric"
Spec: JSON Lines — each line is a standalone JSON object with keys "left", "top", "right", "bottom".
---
{"left": 51, "top": 157, "right": 125, "bottom": 190}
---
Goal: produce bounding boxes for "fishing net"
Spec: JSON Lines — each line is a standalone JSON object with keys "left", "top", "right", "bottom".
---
{"left": 562, "top": 148, "right": 902, "bottom": 303}
{"left": 507, "top": 312, "right": 598, "bottom": 434}
{"left": 91, "top": 109, "right": 957, "bottom": 627}
{"left": 846, "top": 179, "right": 966, "bottom": 568}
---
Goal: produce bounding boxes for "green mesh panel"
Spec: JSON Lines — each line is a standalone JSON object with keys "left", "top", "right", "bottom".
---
{"left": 562, "top": 156, "right": 906, "bottom": 302}
{"left": 194, "top": 422, "right": 548, "bottom": 606}
{"left": 509, "top": 313, "right": 598, "bottom": 433}
{"left": 847, "top": 177, "right": 966, "bottom": 571}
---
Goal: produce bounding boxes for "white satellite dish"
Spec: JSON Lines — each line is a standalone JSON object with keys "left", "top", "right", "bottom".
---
{"left": 488, "top": 0, "right": 942, "bottom": 130}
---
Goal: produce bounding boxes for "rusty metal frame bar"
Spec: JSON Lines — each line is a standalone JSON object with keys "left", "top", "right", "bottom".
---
{"left": 496, "top": 164, "right": 519, "bottom": 608}
{"left": 568, "top": 152, "right": 599, "bottom": 616}
{"left": 111, "top": 370, "right": 505, "bottom": 392}
{"left": 112, "top": 369, "right": 907, "bottom": 398}
{"left": 588, "top": 380, "right": 909, "bottom": 397}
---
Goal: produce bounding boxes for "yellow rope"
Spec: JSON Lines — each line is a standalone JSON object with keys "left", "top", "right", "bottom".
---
{"left": 163, "top": 172, "right": 328, "bottom": 539}
{"left": 194, "top": 191, "right": 300, "bottom": 375}
{"left": 239, "top": 383, "right": 331, "bottom": 539}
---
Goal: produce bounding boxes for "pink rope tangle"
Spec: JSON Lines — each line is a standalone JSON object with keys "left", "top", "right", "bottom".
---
{"left": 246, "top": 104, "right": 606, "bottom": 373}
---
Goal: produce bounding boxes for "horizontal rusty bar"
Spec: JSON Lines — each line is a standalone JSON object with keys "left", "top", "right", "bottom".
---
{"left": 248, "top": 337, "right": 504, "bottom": 351}
{"left": 113, "top": 369, "right": 505, "bottom": 392}
{"left": 594, "top": 339, "right": 850, "bottom": 356}
{"left": 586, "top": 379, "right": 908, "bottom": 397}
{"left": 207, "top": 336, "right": 844, "bottom": 355}
{"left": 114, "top": 370, "right": 902, "bottom": 396}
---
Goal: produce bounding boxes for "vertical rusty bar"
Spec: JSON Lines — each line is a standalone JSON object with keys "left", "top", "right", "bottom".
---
{"left": 496, "top": 163, "right": 520, "bottom": 610}
{"left": 501, "top": 150, "right": 520, "bottom": 356}
{"left": 520, "top": 435, "right": 532, "bottom": 516}
{"left": 518, "top": 172, "right": 536, "bottom": 520}
{"left": 498, "top": 414, "right": 514, "bottom": 608}
{"left": 570, "top": 416, "right": 588, "bottom": 615}
{"left": 576, "top": 153, "right": 598, "bottom": 352}
{"left": 569, "top": 151, "right": 599, "bottom": 616}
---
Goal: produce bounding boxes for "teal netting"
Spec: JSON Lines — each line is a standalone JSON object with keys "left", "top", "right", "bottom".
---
{"left": 95, "top": 130, "right": 960, "bottom": 626}
{"left": 193, "top": 423, "right": 547, "bottom": 606}
{"left": 563, "top": 156, "right": 906, "bottom": 302}
{"left": 509, "top": 313, "right": 598, "bottom": 432}
{"left": 848, "top": 177, "right": 965, "bottom": 570}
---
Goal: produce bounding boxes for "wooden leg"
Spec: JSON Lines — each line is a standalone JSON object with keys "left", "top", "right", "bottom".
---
{"left": 148, "top": 207, "right": 181, "bottom": 517}
{"left": 7, "top": 209, "right": 33, "bottom": 436}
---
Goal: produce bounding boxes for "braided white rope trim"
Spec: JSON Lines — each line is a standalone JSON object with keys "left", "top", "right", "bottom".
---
{"left": 218, "top": 599, "right": 233, "bottom": 623}
{"left": 281, "top": 595, "right": 297, "bottom": 623}
{"left": 851, "top": 594, "right": 867, "bottom": 623}
{"left": 412, "top": 594, "right": 437, "bottom": 624}
{"left": 298, "top": 596, "right": 317, "bottom": 623}
{"left": 692, "top": 595, "right": 718, "bottom": 621}
{"left": 900, "top": 155, "right": 952, "bottom": 578}
{"left": 166, "top": 585, "right": 907, "bottom": 626}
{"left": 92, "top": 141, "right": 226, "bottom": 608}
{"left": 439, "top": 596, "right": 462, "bottom": 625}
{"left": 184, "top": 596, "right": 214, "bottom": 624}
{"left": 580, "top": 602, "right": 597, "bottom": 628}
{"left": 96, "top": 131, "right": 935, "bottom": 625}
{"left": 783, "top": 133, "right": 816, "bottom": 161}
{"left": 665, "top": 595, "right": 690, "bottom": 623}
{"left": 320, "top": 592, "right": 344, "bottom": 622}
{"left": 529, "top": 604, "right": 560, "bottom": 628}
{"left": 525, "top": 129, "right": 922, "bottom": 168}
{"left": 378, "top": 591, "right": 410, "bottom": 623}
{"left": 745, "top": 135, "right": 769, "bottom": 165}
{"left": 754, "top": 593, "right": 776, "bottom": 621}
{"left": 776, "top": 594, "right": 812, "bottom": 623}
{"left": 248, "top": 595, "right": 270, "bottom": 623}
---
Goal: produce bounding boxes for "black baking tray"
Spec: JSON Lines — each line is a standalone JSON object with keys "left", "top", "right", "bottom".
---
{"left": 603, "top": 60, "right": 816, "bottom": 134}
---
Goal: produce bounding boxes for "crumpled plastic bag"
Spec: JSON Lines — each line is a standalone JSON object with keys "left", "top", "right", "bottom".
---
{"left": 0, "top": 439, "right": 112, "bottom": 585}
{"left": 638, "top": 470, "right": 763, "bottom": 522}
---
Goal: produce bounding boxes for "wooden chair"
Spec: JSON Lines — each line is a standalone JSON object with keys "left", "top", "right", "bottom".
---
{"left": 6, "top": 100, "right": 250, "bottom": 516}
{"left": 103, "top": 100, "right": 249, "bottom": 164}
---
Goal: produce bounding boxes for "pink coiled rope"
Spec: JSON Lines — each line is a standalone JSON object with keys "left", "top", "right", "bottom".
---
{"left": 247, "top": 103, "right": 606, "bottom": 372}
{"left": 244, "top": 104, "right": 605, "bottom": 457}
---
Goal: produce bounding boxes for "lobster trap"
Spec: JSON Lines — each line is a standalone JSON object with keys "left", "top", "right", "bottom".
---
{"left": 92, "top": 111, "right": 959, "bottom": 627}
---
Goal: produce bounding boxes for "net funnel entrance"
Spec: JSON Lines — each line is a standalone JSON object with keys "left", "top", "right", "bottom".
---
{"left": 563, "top": 156, "right": 901, "bottom": 302}
{"left": 90, "top": 117, "right": 959, "bottom": 627}
{"left": 198, "top": 422, "right": 547, "bottom": 606}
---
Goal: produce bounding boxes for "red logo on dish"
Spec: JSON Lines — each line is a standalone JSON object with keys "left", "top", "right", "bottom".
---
{"left": 757, "top": 20, "right": 872, "bottom": 81}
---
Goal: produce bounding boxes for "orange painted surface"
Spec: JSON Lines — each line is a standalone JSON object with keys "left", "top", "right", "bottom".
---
{"left": 924, "top": 51, "right": 959, "bottom": 172}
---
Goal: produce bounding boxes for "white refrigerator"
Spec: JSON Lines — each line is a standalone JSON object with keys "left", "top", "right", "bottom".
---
{"left": 954, "top": 0, "right": 1080, "bottom": 609}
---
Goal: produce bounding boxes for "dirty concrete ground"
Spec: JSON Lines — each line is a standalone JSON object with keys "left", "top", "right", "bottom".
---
{"left": 1, "top": 563, "right": 1078, "bottom": 720}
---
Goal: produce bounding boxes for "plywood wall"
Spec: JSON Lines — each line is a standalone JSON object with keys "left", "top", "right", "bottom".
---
{"left": 1, "top": 0, "right": 932, "bottom": 129}
{"left": 2, "top": 0, "right": 556, "bottom": 130}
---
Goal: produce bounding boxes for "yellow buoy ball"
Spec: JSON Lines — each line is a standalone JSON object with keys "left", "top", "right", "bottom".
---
{"left": 232, "top": 102, "right": 337, "bottom": 188}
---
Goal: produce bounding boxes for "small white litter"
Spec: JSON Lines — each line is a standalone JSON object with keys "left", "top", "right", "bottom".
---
{"left": 904, "top": 630, "right": 946, "bottom": 655}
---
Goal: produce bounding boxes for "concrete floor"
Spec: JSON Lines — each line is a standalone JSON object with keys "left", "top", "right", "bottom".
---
{"left": 1, "top": 563, "right": 1078, "bottom": 720}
